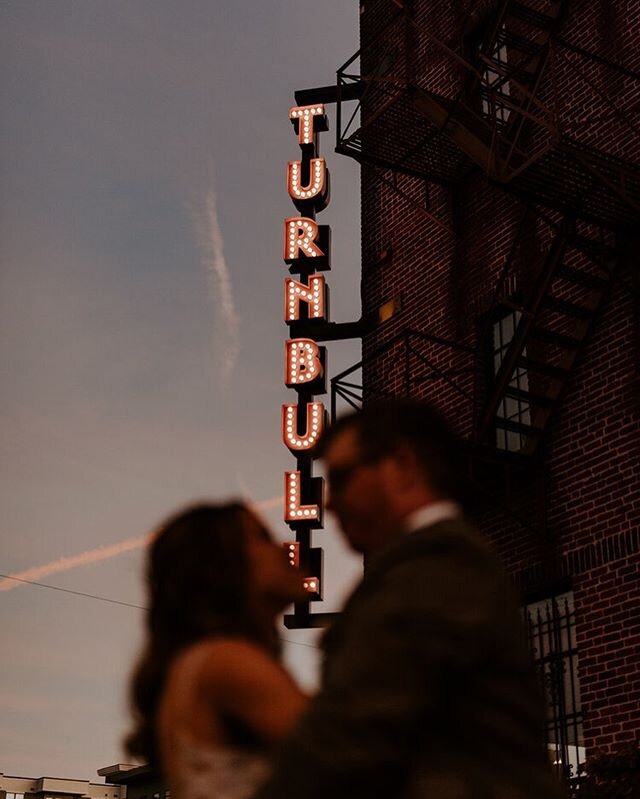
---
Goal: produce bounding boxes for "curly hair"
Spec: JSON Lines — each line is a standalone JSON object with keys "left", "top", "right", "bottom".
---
{"left": 124, "top": 502, "right": 277, "bottom": 766}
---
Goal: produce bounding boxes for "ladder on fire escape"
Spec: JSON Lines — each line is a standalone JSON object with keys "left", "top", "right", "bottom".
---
{"left": 409, "top": 0, "right": 565, "bottom": 181}
{"left": 474, "top": 0, "right": 565, "bottom": 140}
{"left": 409, "top": 0, "right": 640, "bottom": 228}
{"left": 476, "top": 217, "right": 618, "bottom": 455}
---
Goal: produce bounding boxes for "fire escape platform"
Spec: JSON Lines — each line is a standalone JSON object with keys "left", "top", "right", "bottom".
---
{"left": 506, "top": 139, "right": 640, "bottom": 230}
{"left": 394, "top": 87, "right": 640, "bottom": 230}
{"left": 337, "top": 88, "right": 476, "bottom": 184}
{"left": 337, "top": 3, "right": 640, "bottom": 231}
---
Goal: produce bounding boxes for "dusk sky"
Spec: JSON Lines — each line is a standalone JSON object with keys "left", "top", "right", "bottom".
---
{"left": 1, "top": 2, "right": 362, "bottom": 780}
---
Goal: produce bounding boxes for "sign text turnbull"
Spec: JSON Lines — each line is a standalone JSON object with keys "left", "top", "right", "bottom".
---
{"left": 281, "top": 104, "right": 332, "bottom": 603}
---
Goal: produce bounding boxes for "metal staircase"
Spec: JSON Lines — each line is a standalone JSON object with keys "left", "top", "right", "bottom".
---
{"left": 472, "top": 0, "right": 564, "bottom": 139}
{"left": 476, "top": 216, "right": 618, "bottom": 456}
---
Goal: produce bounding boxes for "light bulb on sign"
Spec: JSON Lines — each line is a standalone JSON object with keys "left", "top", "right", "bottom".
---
{"left": 281, "top": 403, "right": 324, "bottom": 452}
{"left": 287, "top": 158, "right": 327, "bottom": 203}
{"left": 284, "top": 275, "right": 326, "bottom": 322}
{"left": 284, "top": 472, "right": 321, "bottom": 523}
{"left": 283, "top": 217, "right": 325, "bottom": 262}
{"left": 303, "top": 577, "right": 320, "bottom": 595}
{"left": 284, "top": 542, "right": 300, "bottom": 568}
{"left": 285, "top": 339, "right": 324, "bottom": 387}
{"left": 289, "top": 104, "right": 326, "bottom": 145}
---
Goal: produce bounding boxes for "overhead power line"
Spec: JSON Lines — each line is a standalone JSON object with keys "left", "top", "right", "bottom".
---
{"left": 0, "top": 573, "right": 145, "bottom": 609}
{"left": 0, "top": 572, "right": 320, "bottom": 650}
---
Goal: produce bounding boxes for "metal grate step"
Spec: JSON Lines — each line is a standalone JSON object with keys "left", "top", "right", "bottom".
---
{"left": 518, "top": 356, "right": 570, "bottom": 378}
{"left": 484, "top": 56, "right": 536, "bottom": 86}
{"left": 570, "top": 234, "right": 617, "bottom": 265}
{"left": 504, "top": 385, "right": 555, "bottom": 407}
{"left": 497, "top": 29, "right": 544, "bottom": 57}
{"left": 495, "top": 417, "right": 542, "bottom": 436}
{"left": 529, "top": 325, "right": 582, "bottom": 349}
{"left": 508, "top": 1, "right": 557, "bottom": 30}
{"left": 542, "top": 295, "right": 593, "bottom": 319}
{"left": 556, "top": 265, "right": 609, "bottom": 291}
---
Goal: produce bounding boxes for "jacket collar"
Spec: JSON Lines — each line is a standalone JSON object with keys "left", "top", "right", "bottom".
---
{"left": 404, "top": 501, "right": 462, "bottom": 535}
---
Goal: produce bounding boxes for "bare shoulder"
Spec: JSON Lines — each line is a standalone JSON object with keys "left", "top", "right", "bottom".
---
{"left": 171, "top": 637, "right": 299, "bottom": 692}
{"left": 171, "top": 637, "right": 308, "bottom": 743}
{"left": 202, "top": 638, "right": 298, "bottom": 687}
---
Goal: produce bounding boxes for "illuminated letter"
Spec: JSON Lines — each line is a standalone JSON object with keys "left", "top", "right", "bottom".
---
{"left": 285, "top": 274, "right": 326, "bottom": 322}
{"left": 284, "top": 541, "right": 300, "bottom": 568}
{"left": 285, "top": 471, "right": 320, "bottom": 522}
{"left": 284, "top": 217, "right": 324, "bottom": 262}
{"left": 303, "top": 576, "right": 320, "bottom": 596}
{"left": 289, "top": 104, "right": 327, "bottom": 146}
{"left": 282, "top": 402, "right": 325, "bottom": 451}
{"left": 285, "top": 339, "right": 323, "bottom": 386}
{"left": 287, "top": 158, "right": 328, "bottom": 207}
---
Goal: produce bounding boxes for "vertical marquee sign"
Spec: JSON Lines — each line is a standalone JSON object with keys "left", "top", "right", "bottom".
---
{"left": 282, "top": 103, "right": 332, "bottom": 624}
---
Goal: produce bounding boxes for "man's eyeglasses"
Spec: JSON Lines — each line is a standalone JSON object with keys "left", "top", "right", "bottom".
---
{"left": 327, "top": 454, "right": 380, "bottom": 493}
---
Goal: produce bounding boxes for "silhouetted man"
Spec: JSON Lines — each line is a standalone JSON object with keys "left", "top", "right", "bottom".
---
{"left": 257, "top": 400, "right": 561, "bottom": 799}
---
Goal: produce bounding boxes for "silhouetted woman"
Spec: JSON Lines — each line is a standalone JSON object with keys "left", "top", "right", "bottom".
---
{"left": 125, "top": 503, "right": 308, "bottom": 799}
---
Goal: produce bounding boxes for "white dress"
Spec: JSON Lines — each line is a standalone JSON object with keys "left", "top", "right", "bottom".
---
{"left": 159, "top": 645, "right": 271, "bottom": 799}
{"left": 169, "top": 736, "right": 270, "bottom": 799}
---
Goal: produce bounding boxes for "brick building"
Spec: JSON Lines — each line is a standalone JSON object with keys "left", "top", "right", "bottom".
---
{"left": 324, "top": 0, "right": 639, "bottom": 790}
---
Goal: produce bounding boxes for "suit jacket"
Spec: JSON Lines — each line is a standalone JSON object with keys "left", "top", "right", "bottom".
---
{"left": 257, "top": 518, "right": 563, "bottom": 799}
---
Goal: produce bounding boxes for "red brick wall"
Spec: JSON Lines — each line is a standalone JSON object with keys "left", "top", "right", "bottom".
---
{"left": 575, "top": 552, "right": 640, "bottom": 751}
{"left": 358, "top": 0, "right": 640, "bottom": 758}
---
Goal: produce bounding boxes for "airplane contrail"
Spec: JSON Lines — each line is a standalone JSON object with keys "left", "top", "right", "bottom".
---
{"left": 198, "top": 187, "right": 239, "bottom": 391}
{"left": 0, "top": 495, "right": 282, "bottom": 592}
{"left": 0, "top": 534, "right": 152, "bottom": 592}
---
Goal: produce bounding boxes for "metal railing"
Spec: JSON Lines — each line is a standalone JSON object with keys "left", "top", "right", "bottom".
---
{"left": 330, "top": 327, "right": 476, "bottom": 424}
{"left": 525, "top": 593, "right": 585, "bottom": 786}
{"left": 336, "top": 2, "right": 640, "bottom": 226}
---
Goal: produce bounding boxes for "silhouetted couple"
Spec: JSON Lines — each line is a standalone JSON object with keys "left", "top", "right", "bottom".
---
{"left": 126, "top": 400, "right": 562, "bottom": 799}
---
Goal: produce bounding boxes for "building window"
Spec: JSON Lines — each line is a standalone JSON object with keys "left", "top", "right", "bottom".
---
{"left": 492, "top": 309, "right": 531, "bottom": 451}
{"left": 524, "top": 592, "right": 585, "bottom": 783}
{"left": 480, "top": 24, "right": 511, "bottom": 127}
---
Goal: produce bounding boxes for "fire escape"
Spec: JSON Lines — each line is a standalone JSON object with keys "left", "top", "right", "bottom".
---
{"left": 332, "top": 0, "right": 640, "bottom": 463}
